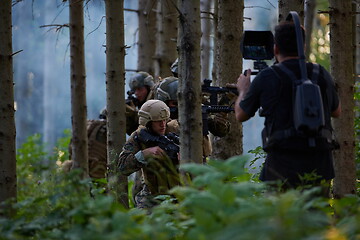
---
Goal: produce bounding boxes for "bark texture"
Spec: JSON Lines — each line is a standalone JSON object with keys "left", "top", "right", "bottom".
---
{"left": 0, "top": 0, "right": 17, "bottom": 208}
{"left": 304, "top": 0, "right": 316, "bottom": 60}
{"left": 211, "top": 0, "right": 243, "bottom": 160}
{"left": 178, "top": 0, "right": 203, "bottom": 164}
{"left": 329, "top": 0, "right": 357, "bottom": 198}
{"left": 69, "top": 0, "right": 89, "bottom": 178}
{"left": 155, "top": 0, "right": 178, "bottom": 78}
{"left": 201, "top": 0, "right": 213, "bottom": 80}
{"left": 138, "top": 0, "right": 157, "bottom": 75}
{"left": 105, "top": 0, "right": 128, "bottom": 208}
{"left": 278, "top": 0, "right": 304, "bottom": 24}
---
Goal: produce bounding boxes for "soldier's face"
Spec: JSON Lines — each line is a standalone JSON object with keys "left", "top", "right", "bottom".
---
{"left": 135, "top": 86, "right": 149, "bottom": 103}
{"left": 151, "top": 120, "right": 167, "bottom": 135}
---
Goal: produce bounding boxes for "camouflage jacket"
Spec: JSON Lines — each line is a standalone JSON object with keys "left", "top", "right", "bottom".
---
{"left": 118, "top": 126, "right": 180, "bottom": 197}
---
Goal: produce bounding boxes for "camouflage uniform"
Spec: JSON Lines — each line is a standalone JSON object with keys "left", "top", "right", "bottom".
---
{"left": 126, "top": 72, "right": 157, "bottom": 135}
{"left": 154, "top": 76, "right": 231, "bottom": 160}
{"left": 118, "top": 128, "right": 180, "bottom": 208}
{"left": 66, "top": 119, "right": 107, "bottom": 179}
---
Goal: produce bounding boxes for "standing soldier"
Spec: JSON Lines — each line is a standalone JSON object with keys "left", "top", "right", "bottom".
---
{"left": 126, "top": 71, "right": 156, "bottom": 135}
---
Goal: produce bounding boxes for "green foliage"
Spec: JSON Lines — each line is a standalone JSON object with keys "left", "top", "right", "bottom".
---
{"left": 354, "top": 83, "right": 360, "bottom": 179}
{"left": 2, "top": 134, "right": 360, "bottom": 239}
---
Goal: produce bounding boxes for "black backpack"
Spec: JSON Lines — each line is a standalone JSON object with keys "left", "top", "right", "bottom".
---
{"left": 262, "top": 11, "right": 327, "bottom": 149}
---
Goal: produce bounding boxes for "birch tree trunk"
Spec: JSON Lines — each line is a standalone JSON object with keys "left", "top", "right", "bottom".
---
{"left": 69, "top": 0, "right": 88, "bottom": 178}
{"left": 178, "top": 0, "right": 203, "bottom": 164}
{"left": 138, "top": 0, "right": 157, "bottom": 75}
{"left": 329, "top": 0, "right": 357, "bottom": 197}
{"left": 105, "top": 0, "right": 128, "bottom": 208}
{"left": 211, "top": 0, "right": 243, "bottom": 160}
{"left": 278, "top": 0, "right": 304, "bottom": 23}
{"left": 0, "top": 0, "right": 17, "bottom": 210}
{"left": 154, "top": 0, "right": 177, "bottom": 78}
{"left": 304, "top": 0, "right": 316, "bottom": 60}
{"left": 200, "top": 0, "right": 213, "bottom": 80}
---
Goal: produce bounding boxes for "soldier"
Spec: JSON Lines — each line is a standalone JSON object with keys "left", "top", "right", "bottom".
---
{"left": 64, "top": 109, "right": 107, "bottom": 179}
{"left": 118, "top": 100, "right": 180, "bottom": 208}
{"left": 155, "top": 76, "right": 230, "bottom": 161}
{"left": 126, "top": 71, "right": 157, "bottom": 135}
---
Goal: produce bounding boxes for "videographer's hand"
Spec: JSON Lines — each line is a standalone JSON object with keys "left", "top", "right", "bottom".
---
{"left": 237, "top": 69, "right": 251, "bottom": 100}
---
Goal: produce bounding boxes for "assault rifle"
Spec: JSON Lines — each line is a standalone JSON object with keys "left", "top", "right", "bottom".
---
{"left": 202, "top": 105, "right": 234, "bottom": 136}
{"left": 202, "top": 79, "right": 238, "bottom": 105}
{"left": 138, "top": 129, "right": 180, "bottom": 164}
{"left": 126, "top": 90, "right": 139, "bottom": 106}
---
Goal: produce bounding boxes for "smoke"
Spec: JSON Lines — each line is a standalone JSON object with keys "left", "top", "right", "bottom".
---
{"left": 13, "top": 0, "right": 139, "bottom": 151}
{"left": 12, "top": 0, "right": 277, "bottom": 161}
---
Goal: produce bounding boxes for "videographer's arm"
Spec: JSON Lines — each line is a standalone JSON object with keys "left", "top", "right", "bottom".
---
{"left": 332, "top": 103, "right": 341, "bottom": 118}
{"left": 235, "top": 69, "right": 251, "bottom": 122}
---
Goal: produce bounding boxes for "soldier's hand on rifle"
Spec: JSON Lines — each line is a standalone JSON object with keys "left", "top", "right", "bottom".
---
{"left": 142, "top": 146, "right": 166, "bottom": 159}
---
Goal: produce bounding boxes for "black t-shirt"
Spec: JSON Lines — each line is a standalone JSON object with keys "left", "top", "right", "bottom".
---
{"left": 240, "top": 59, "right": 340, "bottom": 183}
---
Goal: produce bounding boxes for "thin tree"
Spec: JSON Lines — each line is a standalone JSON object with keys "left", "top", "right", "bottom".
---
{"left": 154, "top": 0, "right": 178, "bottom": 78}
{"left": 304, "top": 0, "right": 316, "bottom": 60}
{"left": 69, "top": 0, "right": 88, "bottom": 178}
{"left": 329, "top": 0, "right": 357, "bottom": 197}
{"left": 105, "top": 0, "right": 128, "bottom": 208}
{"left": 200, "top": 0, "right": 213, "bottom": 80}
{"left": 211, "top": 0, "right": 218, "bottom": 81}
{"left": 177, "top": 0, "right": 203, "bottom": 164}
{"left": 278, "top": 0, "right": 304, "bottom": 23}
{"left": 211, "top": 0, "right": 244, "bottom": 160}
{"left": 0, "top": 0, "right": 17, "bottom": 212}
{"left": 138, "top": 0, "right": 157, "bottom": 75}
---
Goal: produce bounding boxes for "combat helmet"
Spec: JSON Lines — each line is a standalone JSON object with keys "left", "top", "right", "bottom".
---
{"left": 138, "top": 100, "right": 170, "bottom": 126}
{"left": 99, "top": 107, "right": 107, "bottom": 120}
{"left": 170, "top": 58, "right": 178, "bottom": 77}
{"left": 129, "top": 72, "right": 155, "bottom": 91}
{"left": 155, "top": 76, "right": 178, "bottom": 102}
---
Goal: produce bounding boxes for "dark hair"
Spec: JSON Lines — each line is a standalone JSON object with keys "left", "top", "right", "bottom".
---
{"left": 274, "top": 22, "right": 305, "bottom": 57}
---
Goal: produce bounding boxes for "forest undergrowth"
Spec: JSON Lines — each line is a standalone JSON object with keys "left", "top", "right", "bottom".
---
{"left": 1, "top": 131, "right": 360, "bottom": 240}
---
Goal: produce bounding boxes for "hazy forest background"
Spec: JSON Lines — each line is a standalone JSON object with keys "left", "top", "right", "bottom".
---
{"left": 1, "top": 0, "right": 360, "bottom": 239}
{"left": 13, "top": 0, "right": 277, "bottom": 156}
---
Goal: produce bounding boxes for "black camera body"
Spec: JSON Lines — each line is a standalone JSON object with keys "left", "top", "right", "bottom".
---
{"left": 241, "top": 31, "right": 274, "bottom": 74}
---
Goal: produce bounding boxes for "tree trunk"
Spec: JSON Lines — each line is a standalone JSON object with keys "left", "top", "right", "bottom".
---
{"left": 69, "top": 0, "right": 88, "bottom": 178}
{"left": 154, "top": 0, "right": 178, "bottom": 78}
{"left": 137, "top": 0, "right": 157, "bottom": 75}
{"left": 329, "top": 0, "right": 357, "bottom": 197}
{"left": 0, "top": 0, "right": 17, "bottom": 210}
{"left": 200, "top": 0, "right": 213, "bottom": 80}
{"left": 178, "top": 0, "right": 203, "bottom": 164}
{"left": 211, "top": 0, "right": 243, "bottom": 160}
{"left": 211, "top": 0, "right": 218, "bottom": 81}
{"left": 105, "top": 0, "right": 128, "bottom": 208}
{"left": 304, "top": 0, "right": 316, "bottom": 60}
{"left": 278, "top": 0, "right": 304, "bottom": 23}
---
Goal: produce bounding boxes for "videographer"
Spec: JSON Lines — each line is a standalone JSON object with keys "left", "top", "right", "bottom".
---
{"left": 235, "top": 21, "right": 341, "bottom": 196}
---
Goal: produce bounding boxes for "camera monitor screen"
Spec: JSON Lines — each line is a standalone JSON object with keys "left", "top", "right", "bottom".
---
{"left": 241, "top": 31, "right": 274, "bottom": 60}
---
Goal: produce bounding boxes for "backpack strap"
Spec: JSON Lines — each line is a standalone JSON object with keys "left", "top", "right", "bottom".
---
{"left": 311, "top": 63, "right": 319, "bottom": 84}
{"left": 276, "top": 63, "right": 302, "bottom": 85}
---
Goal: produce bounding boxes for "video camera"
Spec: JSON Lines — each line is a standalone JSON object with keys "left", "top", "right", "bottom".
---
{"left": 241, "top": 31, "right": 274, "bottom": 75}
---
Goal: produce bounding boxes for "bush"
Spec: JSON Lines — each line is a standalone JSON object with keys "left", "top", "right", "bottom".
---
{"left": 1, "top": 134, "right": 360, "bottom": 239}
